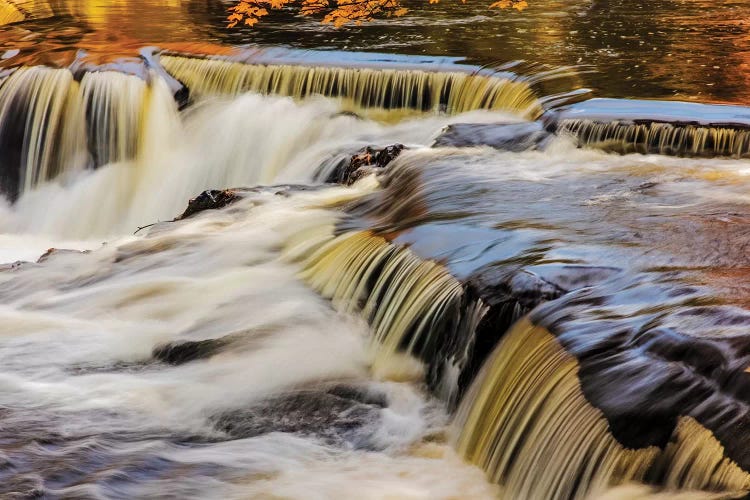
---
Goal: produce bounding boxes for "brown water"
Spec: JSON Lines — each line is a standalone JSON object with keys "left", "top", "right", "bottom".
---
{"left": 1, "top": 0, "right": 749, "bottom": 102}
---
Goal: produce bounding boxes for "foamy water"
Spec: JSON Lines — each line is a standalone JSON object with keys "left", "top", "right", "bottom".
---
{"left": 0, "top": 85, "right": 510, "bottom": 498}
{"left": 0, "top": 182, "right": 501, "bottom": 498}
{"left": 5, "top": 79, "right": 750, "bottom": 498}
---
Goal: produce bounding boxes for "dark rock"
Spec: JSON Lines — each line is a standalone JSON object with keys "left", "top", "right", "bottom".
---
{"left": 325, "top": 144, "right": 405, "bottom": 185}
{"left": 211, "top": 385, "right": 384, "bottom": 449}
{"left": 178, "top": 189, "right": 240, "bottom": 220}
{"left": 152, "top": 337, "right": 233, "bottom": 365}
{"left": 432, "top": 122, "right": 551, "bottom": 152}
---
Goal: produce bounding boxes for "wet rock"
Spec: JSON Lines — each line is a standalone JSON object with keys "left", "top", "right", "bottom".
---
{"left": 152, "top": 337, "right": 233, "bottom": 365}
{"left": 177, "top": 189, "right": 241, "bottom": 220}
{"left": 141, "top": 47, "right": 189, "bottom": 109}
{"left": 69, "top": 48, "right": 190, "bottom": 109}
{"left": 432, "top": 122, "right": 551, "bottom": 152}
{"left": 211, "top": 385, "right": 384, "bottom": 449}
{"left": 530, "top": 283, "right": 750, "bottom": 467}
{"left": 325, "top": 144, "right": 405, "bottom": 185}
{"left": 237, "top": 184, "right": 329, "bottom": 197}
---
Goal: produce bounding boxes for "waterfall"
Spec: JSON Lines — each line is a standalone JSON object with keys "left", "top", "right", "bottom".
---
{"left": 284, "top": 209, "right": 750, "bottom": 498}
{"left": 454, "top": 318, "right": 750, "bottom": 499}
{"left": 455, "top": 319, "right": 659, "bottom": 499}
{"left": 275, "top": 144, "right": 750, "bottom": 498}
{"left": 548, "top": 97, "right": 750, "bottom": 158}
{"left": 0, "top": 67, "right": 152, "bottom": 199}
{"left": 284, "top": 225, "right": 482, "bottom": 400}
{"left": 159, "top": 54, "right": 543, "bottom": 119}
{"left": 79, "top": 70, "right": 149, "bottom": 167}
{"left": 0, "top": 67, "right": 85, "bottom": 199}
{"left": 556, "top": 119, "right": 750, "bottom": 158}
{"left": 5, "top": 44, "right": 750, "bottom": 499}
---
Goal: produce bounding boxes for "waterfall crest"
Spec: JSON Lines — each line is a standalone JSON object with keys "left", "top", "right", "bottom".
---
{"left": 160, "top": 54, "right": 543, "bottom": 119}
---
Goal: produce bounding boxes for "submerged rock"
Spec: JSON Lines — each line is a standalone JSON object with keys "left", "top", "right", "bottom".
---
{"left": 211, "top": 385, "right": 385, "bottom": 449}
{"left": 0, "top": 260, "right": 30, "bottom": 272}
{"left": 152, "top": 336, "right": 234, "bottom": 365}
{"left": 432, "top": 122, "right": 551, "bottom": 152}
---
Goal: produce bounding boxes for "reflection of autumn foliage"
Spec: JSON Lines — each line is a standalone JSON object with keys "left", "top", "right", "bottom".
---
{"left": 228, "top": 0, "right": 528, "bottom": 28}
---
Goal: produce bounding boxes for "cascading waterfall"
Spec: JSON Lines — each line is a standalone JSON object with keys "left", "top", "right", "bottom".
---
{"left": 277, "top": 146, "right": 750, "bottom": 498}
{"left": 455, "top": 319, "right": 659, "bottom": 499}
{"left": 0, "top": 66, "right": 151, "bottom": 199}
{"left": 0, "top": 66, "right": 84, "bottom": 198}
{"left": 6, "top": 43, "right": 750, "bottom": 500}
{"left": 547, "top": 98, "right": 750, "bottom": 158}
{"left": 284, "top": 211, "right": 750, "bottom": 498}
{"left": 453, "top": 318, "right": 750, "bottom": 499}
{"left": 283, "top": 224, "right": 481, "bottom": 400}
{"left": 557, "top": 119, "right": 750, "bottom": 158}
{"left": 79, "top": 70, "right": 148, "bottom": 167}
{"left": 159, "top": 54, "right": 543, "bottom": 119}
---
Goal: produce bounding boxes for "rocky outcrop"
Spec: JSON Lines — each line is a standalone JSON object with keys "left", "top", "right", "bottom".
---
{"left": 325, "top": 144, "right": 405, "bottom": 185}
{"left": 177, "top": 189, "right": 241, "bottom": 220}
{"left": 36, "top": 247, "right": 89, "bottom": 263}
{"left": 432, "top": 122, "right": 551, "bottom": 152}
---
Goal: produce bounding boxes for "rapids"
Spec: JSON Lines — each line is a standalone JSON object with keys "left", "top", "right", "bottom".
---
{"left": 3, "top": 25, "right": 750, "bottom": 500}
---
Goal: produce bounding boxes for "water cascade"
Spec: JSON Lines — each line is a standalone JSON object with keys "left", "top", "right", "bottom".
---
{"left": 5, "top": 43, "right": 750, "bottom": 500}
{"left": 283, "top": 194, "right": 750, "bottom": 498}
{"left": 556, "top": 119, "right": 750, "bottom": 158}
{"left": 279, "top": 145, "right": 750, "bottom": 498}
{"left": 0, "top": 66, "right": 84, "bottom": 198}
{"left": 79, "top": 69, "right": 148, "bottom": 167}
{"left": 455, "top": 318, "right": 750, "bottom": 499}
{"left": 159, "top": 53, "right": 543, "bottom": 119}
{"left": 283, "top": 223, "right": 483, "bottom": 401}
{"left": 0, "top": 66, "right": 152, "bottom": 199}
{"left": 548, "top": 98, "right": 750, "bottom": 158}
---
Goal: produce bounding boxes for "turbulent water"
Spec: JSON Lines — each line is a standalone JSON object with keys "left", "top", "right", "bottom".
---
{"left": 3, "top": 65, "right": 750, "bottom": 496}
{"left": 0, "top": 99, "right": 506, "bottom": 498}
{"left": 3, "top": 4, "right": 750, "bottom": 498}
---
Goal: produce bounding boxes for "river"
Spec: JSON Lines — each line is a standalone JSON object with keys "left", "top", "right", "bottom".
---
{"left": 1, "top": 1, "right": 750, "bottom": 499}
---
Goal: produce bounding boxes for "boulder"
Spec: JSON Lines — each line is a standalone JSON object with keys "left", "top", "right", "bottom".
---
{"left": 432, "top": 122, "right": 551, "bottom": 152}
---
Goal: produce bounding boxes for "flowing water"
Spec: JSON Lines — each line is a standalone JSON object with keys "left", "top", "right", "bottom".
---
{"left": 2, "top": 1, "right": 750, "bottom": 499}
